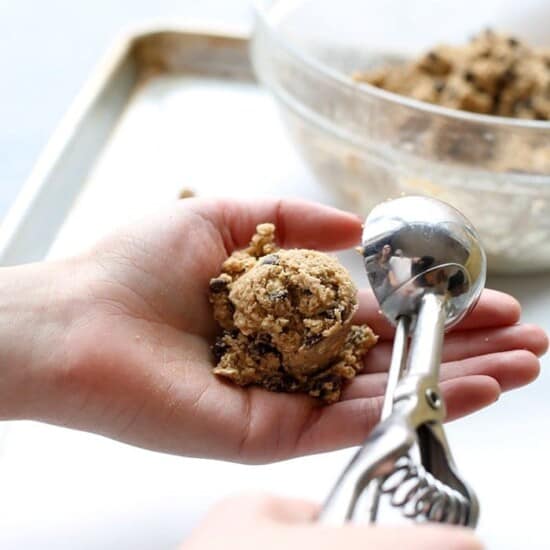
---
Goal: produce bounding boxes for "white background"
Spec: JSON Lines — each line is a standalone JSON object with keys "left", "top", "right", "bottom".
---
{"left": 0, "top": 0, "right": 252, "bottom": 217}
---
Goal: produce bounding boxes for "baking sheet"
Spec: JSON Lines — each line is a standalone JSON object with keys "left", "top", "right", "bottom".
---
{"left": 0, "top": 27, "right": 549, "bottom": 550}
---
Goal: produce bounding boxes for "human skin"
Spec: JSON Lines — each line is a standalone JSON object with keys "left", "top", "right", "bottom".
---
{"left": 181, "top": 494, "right": 484, "bottom": 550}
{"left": 0, "top": 197, "right": 546, "bottom": 463}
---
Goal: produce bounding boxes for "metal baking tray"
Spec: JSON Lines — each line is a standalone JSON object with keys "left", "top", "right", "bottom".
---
{"left": 0, "top": 26, "right": 548, "bottom": 550}
{"left": 0, "top": 25, "right": 338, "bottom": 267}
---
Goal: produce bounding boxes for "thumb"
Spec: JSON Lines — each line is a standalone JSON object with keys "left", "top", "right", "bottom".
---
{"left": 187, "top": 197, "right": 362, "bottom": 251}
{"left": 202, "top": 493, "right": 319, "bottom": 526}
{"left": 258, "top": 494, "right": 320, "bottom": 523}
{"left": 258, "top": 496, "right": 483, "bottom": 550}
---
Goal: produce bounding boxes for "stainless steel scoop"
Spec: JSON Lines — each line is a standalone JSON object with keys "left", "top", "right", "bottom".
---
{"left": 318, "top": 196, "right": 486, "bottom": 526}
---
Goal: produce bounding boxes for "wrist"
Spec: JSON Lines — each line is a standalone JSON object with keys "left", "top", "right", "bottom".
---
{"left": 0, "top": 259, "right": 87, "bottom": 420}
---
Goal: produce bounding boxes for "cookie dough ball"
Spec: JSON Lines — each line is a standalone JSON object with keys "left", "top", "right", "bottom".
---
{"left": 209, "top": 224, "right": 377, "bottom": 403}
{"left": 229, "top": 249, "right": 357, "bottom": 373}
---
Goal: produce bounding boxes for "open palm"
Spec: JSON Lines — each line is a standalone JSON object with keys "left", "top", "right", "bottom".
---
{"left": 45, "top": 198, "right": 547, "bottom": 463}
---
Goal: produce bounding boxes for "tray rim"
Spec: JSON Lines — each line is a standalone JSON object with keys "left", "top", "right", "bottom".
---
{"left": 0, "top": 23, "right": 250, "bottom": 266}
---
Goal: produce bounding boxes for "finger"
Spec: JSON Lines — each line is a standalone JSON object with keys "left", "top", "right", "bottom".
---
{"left": 441, "top": 350, "right": 540, "bottom": 391}
{"left": 208, "top": 493, "right": 272, "bottom": 520}
{"left": 211, "top": 493, "right": 318, "bottom": 523}
{"left": 442, "top": 324, "right": 548, "bottom": 361}
{"left": 264, "top": 495, "right": 319, "bottom": 523}
{"left": 361, "top": 323, "right": 547, "bottom": 373}
{"left": 189, "top": 197, "right": 362, "bottom": 252}
{"left": 294, "top": 376, "right": 499, "bottom": 456}
{"left": 454, "top": 289, "right": 521, "bottom": 330}
{"left": 444, "top": 375, "right": 500, "bottom": 421}
{"left": 343, "top": 525, "right": 483, "bottom": 550}
{"left": 355, "top": 288, "right": 523, "bottom": 341}
{"left": 360, "top": 340, "right": 393, "bottom": 373}
{"left": 300, "top": 525, "right": 483, "bottom": 550}
{"left": 344, "top": 350, "right": 540, "bottom": 400}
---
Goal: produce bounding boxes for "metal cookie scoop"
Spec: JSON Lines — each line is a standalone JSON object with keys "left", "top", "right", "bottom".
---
{"left": 318, "top": 196, "right": 486, "bottom": 527}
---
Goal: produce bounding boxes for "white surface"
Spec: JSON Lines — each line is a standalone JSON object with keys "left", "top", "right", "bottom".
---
{"left": 0, "top": 68, "right": 549, "bottom": 550}
{"left": 0, "top": 0, "right": 252, "bottom": 217}
{"left": 1, "top": 3, "right": 549, "bottom": 550}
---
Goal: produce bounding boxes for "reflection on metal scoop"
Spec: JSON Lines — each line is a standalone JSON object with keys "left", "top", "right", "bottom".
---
{"left": 318, "top": 196, "right": 486, "bottom": 527}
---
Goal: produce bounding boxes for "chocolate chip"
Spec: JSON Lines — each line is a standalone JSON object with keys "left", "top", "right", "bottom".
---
{"left": 225, "top": 301, "right": 236, "bottom": 317}
{"left": 269, "top": 289, "right": 288, "bottom": 301}
{"left": 250, "top": 334, "right": 281, "bottom": 357}
{"left": 209, "top": 278, "right": 228, "bottom": 293}
{"left": 323, "top": 309, "right": 336, "bottom": 319}
{"left": 304, "top": 333, "right": 323, "bottom": 347}
{"left": 311, "top": 374, "right": 341, "bottom": 399}
{"left": 323, "top": 305, "right": 345, "bottom": 320}
{"left": 320, "top": 374, "right": 340, "bottom": 388}
{"left": 212, "top": 339, "right": 228, "bottom": 361}
{"left": 260, "top": 254, "right": 279, "bottom": 265}
{"left": 340, "top": 306, "right": 351, "bottom": 320}
{"left": 434, "top": 81, "right": 446, "bottom": 93}
{"left": 264, "top": 378, "right": 285, "bottom": 392}
{"left": 463, "top": 70, "right": 475, "bottom": 83}
{"left": 264, "top": 372, "right": 297, "bottom": 392}
{"left": 427, "top": 51, "right": 439, "bottom": 62}
{"left": 252, "top": 341, "right": 278, "bottom": 356}
{"left": 508, "top": 37, "right": 519, "bottom": 48}
{"left": 502, "top": 68, "right": 516, "bottom": 83}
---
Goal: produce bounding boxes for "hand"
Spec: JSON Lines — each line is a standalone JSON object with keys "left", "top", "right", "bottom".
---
{"left": 180, "top": 494, "right": 483, "bottom": 550}
{"left": 0, "top": 198, "right": 546, "bottom": 462}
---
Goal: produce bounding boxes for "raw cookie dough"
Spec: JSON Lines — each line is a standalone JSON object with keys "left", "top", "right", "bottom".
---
{"left": 354, "top": 30, "right": 550, "bottom": 120}
{"left": 178, "top": 187, "right": 195, "bottom": 199}
{"left": 209, "top": 223, "right": 377, "bottom": 403}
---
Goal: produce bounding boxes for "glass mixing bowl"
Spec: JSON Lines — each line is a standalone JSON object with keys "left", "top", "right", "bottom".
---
{"left": 251, "top": 0, "right": 550, "bottom": 273}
